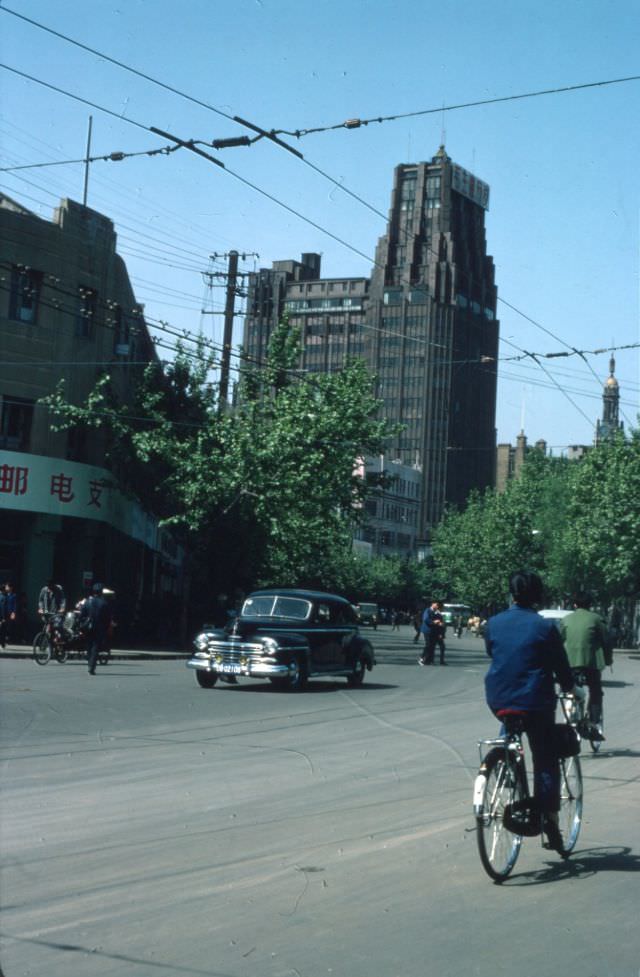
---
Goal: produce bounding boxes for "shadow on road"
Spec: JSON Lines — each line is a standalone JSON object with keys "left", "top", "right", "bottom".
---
{"left": 0, "top": 932, "right": 232, "bottom": 977}
{"left": 508, "top": 846, "right": 640, "bottom": 885}
{"left": 223, "top": 680, "right": 398, "bottom": 694}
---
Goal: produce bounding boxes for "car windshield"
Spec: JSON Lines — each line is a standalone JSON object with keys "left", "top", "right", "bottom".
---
{"left": 241, "top": 596, "right": 312, "bottom": 621}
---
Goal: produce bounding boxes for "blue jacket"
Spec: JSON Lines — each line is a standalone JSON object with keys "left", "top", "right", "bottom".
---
{"left": 420, "top": 607, "right": 441, "bottom": 635}
{"left": 484, "top": 605, "right": 573, "bottom": 712}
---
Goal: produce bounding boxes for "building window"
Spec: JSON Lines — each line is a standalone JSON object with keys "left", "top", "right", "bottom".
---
{"left": 0, "top": 396, "right": 34, "bottom": 450}
{"left": 9, "top": 266, "right": 42, "bottom": 324}
{"left": 77, "top": 286, "right": 97, "bottom": 338}
{"left": 112, "top": 305, "right": 131, "bottom": 355}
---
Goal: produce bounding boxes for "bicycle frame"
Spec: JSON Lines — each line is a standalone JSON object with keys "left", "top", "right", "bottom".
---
{"left": 473, "top": 726, "right": 528, "bottom": 818}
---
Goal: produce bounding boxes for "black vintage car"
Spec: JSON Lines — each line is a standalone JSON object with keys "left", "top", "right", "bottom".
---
{"left": 186, "top": 588, "right": 376, "bottom": 691}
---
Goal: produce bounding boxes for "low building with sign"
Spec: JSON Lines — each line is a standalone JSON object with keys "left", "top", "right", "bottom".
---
{"left": 0, "top": 193, "right": 185, "bottom": 640}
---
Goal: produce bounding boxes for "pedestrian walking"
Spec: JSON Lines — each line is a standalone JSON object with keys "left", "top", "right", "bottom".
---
{"left": 412, "top": 606, "right": 423, "bottom": 644}
{"left": 1, "top": 582, "right": 18, "bottom": 647}
{"left": 433, "top": 601, "right": 447, "bottom": 664}
{"left": 391, "top": 610, "right": 400, "bottom": 631}
{"left": 79, "top": 582, "right": 112, "bottom": 675}
{"left": 419, "top": 600, "right": 442, "bottom": 665}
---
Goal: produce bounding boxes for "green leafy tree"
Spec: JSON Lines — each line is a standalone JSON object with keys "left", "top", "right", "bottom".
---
{"left": 44, "top": 320, "right": 397, "bottom": 618}
{"left": 563, "top": 431, "right": 640, "bottom": 602}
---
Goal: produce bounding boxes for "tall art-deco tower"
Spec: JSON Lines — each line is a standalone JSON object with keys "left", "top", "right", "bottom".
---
{"left": 366, "top": 147, "right": 499, "bottom": 535}
{"left": 243, "top": 148, "right": 500, "bottom": 546}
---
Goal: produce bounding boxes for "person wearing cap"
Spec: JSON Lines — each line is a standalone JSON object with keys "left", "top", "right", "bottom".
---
{"left": 79, "top": 583, "right": 112, "bottom": 675}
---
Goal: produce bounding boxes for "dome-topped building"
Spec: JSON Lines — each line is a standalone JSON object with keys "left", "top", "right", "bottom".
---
{"left": 595, "top": 356, "right": 623, "bottom": 444}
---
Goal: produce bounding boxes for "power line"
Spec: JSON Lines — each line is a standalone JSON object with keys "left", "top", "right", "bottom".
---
{"left": 273, "top": 75, "right": 640, "bottom": 138}
{"left": 0, "top": 143, "right": 181, "bottom": 172}
{"left": 0, "top": 61, "right": 602, "bottom": 374}
{"left": 1, "top": 56, "right": 630, "bottom": 422}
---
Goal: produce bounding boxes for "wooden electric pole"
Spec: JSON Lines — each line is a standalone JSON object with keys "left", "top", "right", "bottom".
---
{"left": 218, "top": 250, "right": 239, "bottom": 410}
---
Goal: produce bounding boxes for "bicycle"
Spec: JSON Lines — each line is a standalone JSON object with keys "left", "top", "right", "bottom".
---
{"left": 32, "top": 611, "right": 111, "bottom": 667}
{"left": 473, "top": 695, "right": 583, "bottom": 882}
{"left": 570, "top": 668, "right": 605, "bottom": 754}
{"left": 32, "top": 613, "right": 68, "bottom": 665}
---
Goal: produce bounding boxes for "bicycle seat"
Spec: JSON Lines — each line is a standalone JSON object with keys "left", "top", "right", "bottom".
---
{"left": 496, "top": 709, "right": 528, "bottom": 734}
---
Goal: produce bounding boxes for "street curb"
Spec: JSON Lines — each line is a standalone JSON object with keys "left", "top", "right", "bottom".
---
{"left": 1, "top": 648, "right": 191, "bottom": 661}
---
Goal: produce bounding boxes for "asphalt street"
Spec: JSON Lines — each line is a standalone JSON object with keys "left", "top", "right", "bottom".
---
{"left": 1, "top": 626, "right": 639, "bottom": 977}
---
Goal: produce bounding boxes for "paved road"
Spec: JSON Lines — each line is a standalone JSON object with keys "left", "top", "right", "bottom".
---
{"left": 2, "top": 627, "right": 639, "bottom": 977}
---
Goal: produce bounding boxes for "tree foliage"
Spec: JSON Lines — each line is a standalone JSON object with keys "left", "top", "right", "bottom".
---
{"left": 43, "top": 320, "right": 397, "bottom": 614}
{"left": 432, "top": 435, "right": 640, "bottom": 612}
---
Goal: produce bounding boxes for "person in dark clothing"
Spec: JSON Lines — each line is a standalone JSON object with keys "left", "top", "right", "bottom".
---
{"left": 1, "top": 582, "right": 18, "bottom": 648}
{"left": 419, "top": 600, "right": 442, "bottom": 665}
{"left": 484, "top": 570, "right": 583, "bottom": 852}
{"left": 38, "top": 580, "right": 66, "bottom": 617}
{"left": 79, "top": 583, "right": 112, "bottom": 675}
{"left": 433, "top": 601, "right": 447, "bottom": 664}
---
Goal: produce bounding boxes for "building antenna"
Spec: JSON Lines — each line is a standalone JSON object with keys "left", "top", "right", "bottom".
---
{"left": 520, "top": 390, "right": 526, "bottom": 433}
{"left": 440, "top": 102, "right": 446, "bottom": 147}
{"left": 82, "top": 115, "right": 93, "bottom": 206}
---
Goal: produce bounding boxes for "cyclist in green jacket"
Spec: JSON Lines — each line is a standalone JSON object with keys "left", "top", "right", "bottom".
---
{"left": 559, "top": 593, "right": 611, "bottom": 738}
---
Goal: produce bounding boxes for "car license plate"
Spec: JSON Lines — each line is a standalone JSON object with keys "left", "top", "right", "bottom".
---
{"left": 221, "top": 664, "right": 241, "bottom": 674}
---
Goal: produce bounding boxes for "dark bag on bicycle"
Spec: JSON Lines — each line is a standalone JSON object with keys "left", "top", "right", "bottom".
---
{"left": 553, "top": 723, "right": 581, "bottom": 758}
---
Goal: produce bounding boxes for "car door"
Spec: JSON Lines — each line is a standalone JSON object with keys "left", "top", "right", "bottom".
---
{"left": 308, "top": 601, "right": 342, "bottom": 672}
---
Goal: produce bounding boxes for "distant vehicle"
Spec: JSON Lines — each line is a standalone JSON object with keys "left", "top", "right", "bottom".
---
{"left": 538, "top": 608, "right": 572, "bottom": 629}
{"left": 442, "top": 603, "right": 471, "bottom": 625}
{"left": 187, "top": 588, "right": 376, "bottom": 691}
{"left": 356, "top": 602, "right": 379, "bottom": 628}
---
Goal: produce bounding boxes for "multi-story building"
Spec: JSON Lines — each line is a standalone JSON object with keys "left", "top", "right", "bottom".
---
{"left": 356, "top": 455, "right": 422, "bottom": 556}
{"left": 495, "top": 431, "right": 548, "bottom": 492}
{"left": 243, "top": 147, "right": 500, "bottom": 548}
{"left": 0, "top": 194, "right": 184, "bottom": 636}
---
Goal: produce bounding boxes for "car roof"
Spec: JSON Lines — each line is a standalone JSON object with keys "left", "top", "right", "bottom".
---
{"left": 538, "top": 608, "right": 572, "bottom": 619}
{"left": 248, "top": 588, "right": 350, "bottom": 605}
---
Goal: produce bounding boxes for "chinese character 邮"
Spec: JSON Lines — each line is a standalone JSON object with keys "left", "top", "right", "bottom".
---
{"left": 0, "top": 464, "right": 29, "bottom": 495}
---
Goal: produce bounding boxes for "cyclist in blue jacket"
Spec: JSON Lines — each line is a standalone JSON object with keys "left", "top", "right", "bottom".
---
{"left": 484, "top": 570, "right": 581, "bottom": 851}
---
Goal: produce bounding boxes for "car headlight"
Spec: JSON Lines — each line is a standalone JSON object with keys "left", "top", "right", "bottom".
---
{"left": 262, "top": 638, "right": 278, "bottom": 655}
{"left": 194, "top": 633, "right": 209, "bottom": 651}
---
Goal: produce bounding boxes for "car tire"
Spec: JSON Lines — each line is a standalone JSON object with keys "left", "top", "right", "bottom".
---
{"left": 347, "top": 655, "right": 366, "bottom": 687}
{"left": 288, "top": 656, "right": 308, "bottom": 691}
{"left": 196, "top": 670, "right": 218, "bottom": 689}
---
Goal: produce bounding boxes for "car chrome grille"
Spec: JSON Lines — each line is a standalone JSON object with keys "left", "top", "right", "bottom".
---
{"left": 204, "top": 640, "right": 265, "bottom": 662}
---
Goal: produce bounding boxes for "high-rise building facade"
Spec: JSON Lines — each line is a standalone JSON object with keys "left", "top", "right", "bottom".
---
{"left": 243, "top": 148, "right": 500, "bottom": 546}
{"left": 367, "top": 148, "right": 499, "bottom": 531}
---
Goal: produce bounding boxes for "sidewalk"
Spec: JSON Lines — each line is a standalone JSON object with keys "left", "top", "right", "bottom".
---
{"left": 0, "top": 643, "right": 191, "bottom": 661}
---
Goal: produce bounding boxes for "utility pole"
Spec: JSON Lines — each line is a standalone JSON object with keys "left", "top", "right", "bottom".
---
{"left": 206, "top": 251, "right": 259, "bottom": 411}
{"left": 219, "top": 250, "right": 238, "bottom": 410}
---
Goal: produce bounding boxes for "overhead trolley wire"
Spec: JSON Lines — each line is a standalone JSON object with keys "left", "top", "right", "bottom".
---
{"left": 1, "top": 43, "right": 634, "bottom": 424}
{"left": 273, "top": 75, "right": 640, "bottom": 138}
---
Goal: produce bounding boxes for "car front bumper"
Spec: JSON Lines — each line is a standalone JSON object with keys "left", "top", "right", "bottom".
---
{"left": 186, "top": 654, "right": 293, "bottom": 679}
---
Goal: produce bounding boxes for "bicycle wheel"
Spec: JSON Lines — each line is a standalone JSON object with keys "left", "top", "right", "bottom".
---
{"left": 33, "top": 632, "right": 52, "bottom": 665}
{"left": 557, "top": 755, "right": 583, "bottom": 855}
{"left": 476, "top": 748, "right": 524, "bottom": 882}
{"left": 53, "top": 642, "right": 68, "bottom": 663}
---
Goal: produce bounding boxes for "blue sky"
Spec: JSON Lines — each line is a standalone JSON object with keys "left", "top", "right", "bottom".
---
{"left": 1, "top": 0, "right": 638, "bottom": 449}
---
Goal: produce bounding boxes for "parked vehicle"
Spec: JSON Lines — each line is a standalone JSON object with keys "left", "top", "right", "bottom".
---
{"left": 187, "top": 588, "right": 376, "bottom": 691}
{"left": 355, "top": 602, "right": 379, "bottom": 628}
